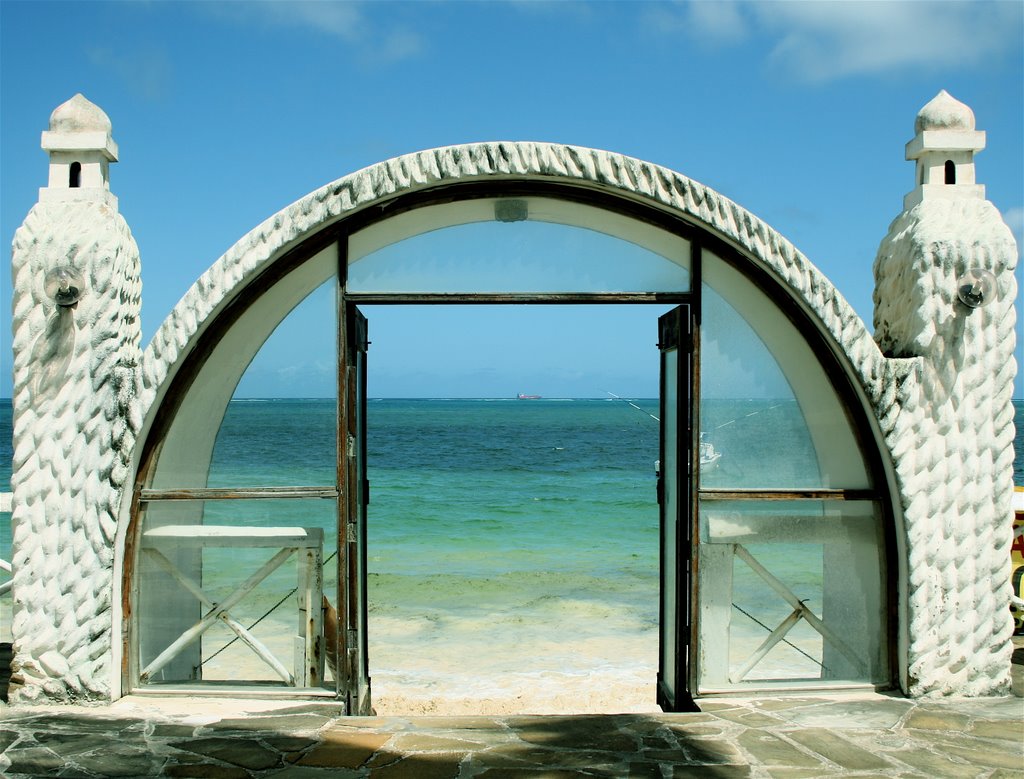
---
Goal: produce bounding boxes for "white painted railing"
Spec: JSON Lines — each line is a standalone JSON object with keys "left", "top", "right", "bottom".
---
{"left": 140, "top": 525, "right": 325, "bottom": 687}
{"left": 1, "top": 492, "right": 13, "bottom": 596}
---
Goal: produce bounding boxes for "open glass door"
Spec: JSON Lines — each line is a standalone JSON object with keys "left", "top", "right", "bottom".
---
{"left": 339, "top": 302, "right": 371, "bottom": 714}
{"left": 657, "top": 304, "right": 696, "bottom": 711}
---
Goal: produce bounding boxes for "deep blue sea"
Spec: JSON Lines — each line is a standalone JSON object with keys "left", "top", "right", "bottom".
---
{"left": 1, "top": 398, "right": 1023, "bottom": 711}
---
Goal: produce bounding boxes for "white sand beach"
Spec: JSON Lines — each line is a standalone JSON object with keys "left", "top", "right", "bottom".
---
{"left": 194, "top": 601, "right": 825, "bottom": 715}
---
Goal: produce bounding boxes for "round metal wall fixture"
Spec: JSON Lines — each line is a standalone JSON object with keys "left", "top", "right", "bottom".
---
{"left": 44, "top": 266, "right": 84, "bottom": 307}
{"left": 956, "top": 268, "right": 997, "bottom": 308}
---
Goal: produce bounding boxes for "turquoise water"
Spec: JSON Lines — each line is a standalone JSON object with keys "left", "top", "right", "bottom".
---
{"left": 2, "top": 398, "right": 1024, "bottom": 708}
{"left": 6, "top": 398, "right": 1024, "bottom": 568}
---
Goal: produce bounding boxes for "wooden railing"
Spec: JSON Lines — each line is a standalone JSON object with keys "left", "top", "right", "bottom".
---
{"left": 1, "top": 492, "right": 11, "bottom": 597}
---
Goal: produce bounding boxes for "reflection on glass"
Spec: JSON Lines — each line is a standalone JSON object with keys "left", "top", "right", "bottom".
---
{"left": 137, "top": 498, "right": 337, "bottom": 688}
{"left": 348, "top": 199, "right": 690, "bottom": 294}
{"left": 699, "top": 254, "right": 871, "bottom": 490}
{"left": 730, "top": 542, "right": 824, "bottom": 681}
{"left": 208, "top": 399, "right": 337, "bottom": 488}
{"left": 151, "top": 281, "right": 337, "bottom": 490}
{"left": 233, "top": 281, "right": 337, "bottom": 400}
{"left": 697, "top": 500, "right": 886, "bottom": 689}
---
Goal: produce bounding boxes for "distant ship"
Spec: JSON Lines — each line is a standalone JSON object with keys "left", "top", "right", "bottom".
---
{"left": 517, "top": 393, "right": 542, "bottom": 400}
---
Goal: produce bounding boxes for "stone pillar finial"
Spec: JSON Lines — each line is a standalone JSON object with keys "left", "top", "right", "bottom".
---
{"left": 873, "top": 92, "right": 1018, "bottom": 696}
{"left": 903, "top": 89, "right": 986, "bottom": 210}
{"left": 9, "top": 96, "right": 141, "bottom": 701}
{"left": 39, "top": 93, "right": 119, "bottom": 209}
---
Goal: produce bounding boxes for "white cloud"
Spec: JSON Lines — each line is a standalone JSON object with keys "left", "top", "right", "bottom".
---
{"left": 650, "top": 0, "right": 1023, "bottom": 83}
{"left": 199, "top": 0, "right": 363, "bottom": 40}
{"left": 641, "top": 0, "right": 750, "bottom": 43}
{"left": 197, "top": 0, "right": 424, "bottom": 67}
{"left": 686, "top": 0, "right": 751, "bottom": 44}
{"left": 87, "top": 47, "right": 172, "bottom": 101}
{"left": 758, "top": 0, "right": 1023, "bottom": 83}
{"left": 364, "top": 28, "right": 424, "bottom": 68}
{"left": 267, "top": 1, "right": 366, "bottom": 40}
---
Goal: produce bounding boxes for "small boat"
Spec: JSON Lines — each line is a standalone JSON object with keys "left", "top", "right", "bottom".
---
{"left": 517, "top": 393, "right": 542, "bottom": 400}
{"left": 700, "top": 433, "right": 722, "bottom": 471}
{"left": 606, "top": 392, "right": 723, "bottom": 471}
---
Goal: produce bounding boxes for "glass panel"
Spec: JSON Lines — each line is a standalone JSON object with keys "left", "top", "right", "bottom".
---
{"left": 207, "top": 400, "right": 336, "bottom": 487}
{"left": 700, "top": 253, "right": 871, "bottom": 489}
{"left": 696, "top": 500, "right": 887, "bottom": 689}
{"left": 659, "top": 348, "right": 678, "bottom": 702}
{"left": 136, "top": 498, "right": 337, "bottom": 688}
{"left": 347, "top": 198, "right": 690, "bottom": 294}
{"left": 149, "top": 281, "right": 337, "bottom": 489}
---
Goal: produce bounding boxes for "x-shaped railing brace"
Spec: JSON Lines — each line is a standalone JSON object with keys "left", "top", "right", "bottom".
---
{"left": 140, "top": 547, "right": 296, "bottom": 685}
{"left": 729, "top": 544, "right": 864, "bottom": 683}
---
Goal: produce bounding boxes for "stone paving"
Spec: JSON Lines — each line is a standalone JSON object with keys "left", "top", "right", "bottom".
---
{"left": 1, "top": 692, "right": 1022, "bottom": 778}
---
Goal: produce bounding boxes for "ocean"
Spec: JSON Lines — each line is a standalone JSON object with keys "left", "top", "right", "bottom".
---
{"left": 1, "top": 398, "right": 1023, "bottom": 712}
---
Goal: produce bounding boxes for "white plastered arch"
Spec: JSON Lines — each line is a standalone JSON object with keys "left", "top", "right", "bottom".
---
{"left": 112, "top": 141, "right": 905, "bottom": 696}
{"left": 136, "top": 143, "right": 893, "bottom": 414}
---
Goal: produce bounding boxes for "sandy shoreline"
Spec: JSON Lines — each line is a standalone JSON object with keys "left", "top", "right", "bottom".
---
{"left": 197, "top": 613, "right": 662, "bottom": 715}
{"left": 369, "top": 669, "right": 662, "bottom": 716}
{"left": 1, "top": 571, "right": 822, "bottom": 715}
{"left": 197, "top": 617, "right": 824, "bottom": 715}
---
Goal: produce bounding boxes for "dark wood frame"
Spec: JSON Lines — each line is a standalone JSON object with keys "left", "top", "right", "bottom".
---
{"left": 690, "top": 242, "right": 895, "bottom": 697}
{"left": 124, "top": 178, "right": 895, "bottom": 705}
{"left": 656, "top": 304, "right": 699, "bottom": 713}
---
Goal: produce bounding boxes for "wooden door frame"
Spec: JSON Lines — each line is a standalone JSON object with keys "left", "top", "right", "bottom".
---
{"left": 124, "top": 180, "right": 894, "bottom": 701}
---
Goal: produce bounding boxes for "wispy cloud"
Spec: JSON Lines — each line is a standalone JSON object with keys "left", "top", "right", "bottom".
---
{"left": 198, "top": 0, "right": 424, "bottom": 67}
{"left": 646, "top": 0, "right": 1023, "bottom": 83}
{"left": 759, "top": 0, "right": 1023, "bottom": 82}
{"left": 263, "top": 0, "right": 367, "bottom": 40}
{"left": 87, "top": 47, "right": 173, "bottom": 101}
{"left": 649, "top": 0, "right": 750, "bottom": 44}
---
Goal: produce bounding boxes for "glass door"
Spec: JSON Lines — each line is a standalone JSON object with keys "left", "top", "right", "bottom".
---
{"left": 657, "top": 305, "right": 696, "bottom": 711}
{"left": 339, "top": 302, "right": 371, "bottom": 713}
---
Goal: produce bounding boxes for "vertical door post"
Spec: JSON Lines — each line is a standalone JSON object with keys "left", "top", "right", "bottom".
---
{"left": 657, "top": 305, "right": 698, "bottom": 712}
{"left": 338, "top": 296, "right": 371, "bottom": 714}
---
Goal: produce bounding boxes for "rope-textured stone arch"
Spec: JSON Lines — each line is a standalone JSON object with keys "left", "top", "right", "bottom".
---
{"left": 129, "top": 141, "right": 928, "bottom": 695}
{"left": 139, "top": 142, "right": 893, "bottom": 416}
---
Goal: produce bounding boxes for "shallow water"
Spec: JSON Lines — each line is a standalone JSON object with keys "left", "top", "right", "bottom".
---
{"left": 1, "top": 397, "right": 1023, "bottom": 711}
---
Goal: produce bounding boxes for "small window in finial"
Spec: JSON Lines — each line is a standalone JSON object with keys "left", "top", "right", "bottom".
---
{"left": 69, "top": 161, "right": 81, "bottom": 188}
{"left": 944, "top": 160, "right": 956, "bottom": 185}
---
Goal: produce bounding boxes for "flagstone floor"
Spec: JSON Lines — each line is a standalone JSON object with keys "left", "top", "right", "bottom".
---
{"left": 2, "top": 690, "right": 1022, "bottom": 778}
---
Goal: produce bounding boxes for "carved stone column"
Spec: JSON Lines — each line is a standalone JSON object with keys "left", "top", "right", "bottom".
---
{"left": 9, "top": 94, "right": 142, "bottom": 701}
{"left": 873, "top": 91, "right": 1018, "bottom": 695}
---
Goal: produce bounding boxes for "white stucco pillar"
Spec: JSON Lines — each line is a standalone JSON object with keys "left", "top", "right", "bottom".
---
{"left": 8, "top": 95, "right": 142, "bottom": 701}
{"left": 873, "top": 91, "right": 1018, "bottom": 695}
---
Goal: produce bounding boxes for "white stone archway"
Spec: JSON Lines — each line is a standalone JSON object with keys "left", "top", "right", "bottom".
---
{"left": 117, "top": 142, "right": 903, "bottom": 701}
{"left": 9, "top": 96, "right": 1016, "bottom": 704}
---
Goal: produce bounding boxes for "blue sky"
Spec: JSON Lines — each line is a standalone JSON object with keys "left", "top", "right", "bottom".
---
{"left": 1, "top": 0, "right": 1021, "bottom": 398}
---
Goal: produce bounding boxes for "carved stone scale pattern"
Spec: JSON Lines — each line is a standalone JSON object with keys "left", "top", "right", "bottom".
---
{"left": 10, "top": 199, "right": 142, "bottom": 701}
{"left": 874, "top": 196, "right": 1017, "bottom": 695}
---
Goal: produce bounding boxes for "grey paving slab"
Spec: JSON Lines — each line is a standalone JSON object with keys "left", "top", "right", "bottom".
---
{"left": 769, "top": 698, "right": 916, "bottom": 729}
{"left": 735, "top": 731, "right": 824, "bottom": 769}
{"left": 1, "top": 693, "right": 1022, "bottom": 778}
{"left": 781, "top": 727, "right": 894, "bottom": 772}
